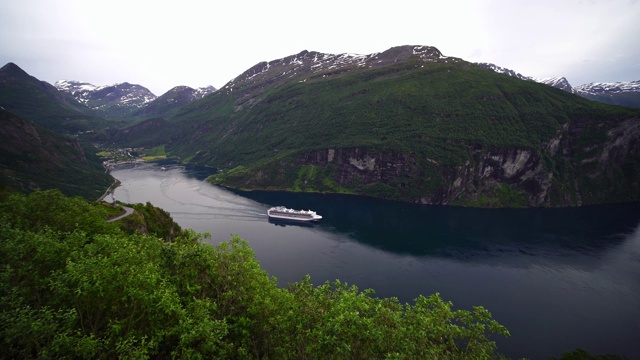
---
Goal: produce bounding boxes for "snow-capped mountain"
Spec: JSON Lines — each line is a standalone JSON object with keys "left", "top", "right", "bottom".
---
{"left": 224, "top": 45, "right": 460, "bottom": 95}
{"left": 54, "top": 80, "right": 99, "bottom": 102}
{"left": 134, "top": 85, "right": 217, "bottom": 118}
{"left": 55, "top": 80, "right": 217, "bottom": 119}
{"left": 573, "top": 80, "right": 640, "bottom": 108}
{"left": 574, "top": 80, "right": 640, "bottom": 95}
{"left": 55, "top": 80, "right": 157, "bottom": 119}
{"left": 536, "top": 77, "right": 576, "bottom": 93}
{"left": 477, "top": 62, "right": 640, "bottom": 108}
{"left": 475, "top": 62, "right": 532, "bottom": 81}
{"left": 193, "top": 85, "right": 217, "bottom": 99}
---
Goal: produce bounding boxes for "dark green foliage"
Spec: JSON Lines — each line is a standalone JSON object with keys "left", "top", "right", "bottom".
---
{"left": 0, "top": 189, "right": 117, "bottom": 234}
{"left": 117, "top": 201, "right": 183, "bottom": 241}
{"left": 466, "top": 184, "right": 529, "bottom": 208}
{"left": 0, "top": 63, "right": 106, "bottom": 134}
{"left": 1, "top": 190, "right": 511, "bottom": 359}
{"left": 0, "top": 109, "right": 113, "bottom": 200}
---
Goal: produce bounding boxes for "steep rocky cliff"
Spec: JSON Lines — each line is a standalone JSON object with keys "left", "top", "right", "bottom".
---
{"left": 215, "top": 112, "right": 640, "bottom": 207}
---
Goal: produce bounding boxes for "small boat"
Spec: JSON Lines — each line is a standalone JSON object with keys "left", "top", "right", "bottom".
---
{"left": 267, "top": 206, "right": 322, "bottom": 222}
{"left": 160, "top": 166, "right": 167, "bottom": 171}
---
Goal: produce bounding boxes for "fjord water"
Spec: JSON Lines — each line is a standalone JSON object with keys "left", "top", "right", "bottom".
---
{"left": 112, "top": 161, "right": 640, "bottom": 360}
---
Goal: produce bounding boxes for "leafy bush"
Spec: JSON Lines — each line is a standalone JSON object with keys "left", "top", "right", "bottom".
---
{"left": 0, "top": 190, "right": 510, "bottom": 359}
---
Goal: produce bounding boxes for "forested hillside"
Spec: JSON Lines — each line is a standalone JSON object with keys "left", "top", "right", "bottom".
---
{"left": 0, "top": 63, "right": 103, "bottom": 134}
{"left": 0, "top": 109, "right": 112, "bottom": 199}
{"left": 0, "top": 190, "right": 510, "bottom": 359}
{"left": 112, "top": 46, "right": 640, "bottom": 207}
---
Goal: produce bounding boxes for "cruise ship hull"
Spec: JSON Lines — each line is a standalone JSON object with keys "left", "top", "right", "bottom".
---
{"left": 267, "top": 206, "right": 322, "bottom": 222}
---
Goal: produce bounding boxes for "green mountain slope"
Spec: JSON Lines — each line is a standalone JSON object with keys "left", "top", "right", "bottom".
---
{"left": 132, "top": 85, "right": 216, "bottom": 120}
{"left": 0, "top": 108, "right": 113, "bottom": 199}
{"left": 113, "top": 45, "right": 640, "bottom": 207}
{"left": 0, "top": 62, "right": 105, "bottom": 133}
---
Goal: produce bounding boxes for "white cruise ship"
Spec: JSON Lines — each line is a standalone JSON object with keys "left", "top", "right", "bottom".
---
{"left": 267, "top": 206, "right": 322, "bottom": 222}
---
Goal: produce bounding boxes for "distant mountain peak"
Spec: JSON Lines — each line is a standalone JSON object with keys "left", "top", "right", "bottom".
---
{"left": 0, "top": 62, "right": 31, "bottom": 79}
{"left": 132, "top": 84, "right": 217, "bottom": 119}
{"left": 375, "top": 45, "right": 445, "bottom": 63}
{"left": 225, "top": 45, "right": 459, "bottom": 94}
{"left": 536, "top": 77, "right": 575, "bottom": 93}
{"left": 475, "top": 62, "right": 640, "bottom": 107}
{"left": 475, "top": 62, "right": 532, "bottom": 81}
{"left": 54, "top": 80, "right": 157, "bottom": 119}
{"left": 574, "top": 80, "right": 640, "bottom": 95}
{"left": 54, "top": 80, "right": 98, "bottom": 94}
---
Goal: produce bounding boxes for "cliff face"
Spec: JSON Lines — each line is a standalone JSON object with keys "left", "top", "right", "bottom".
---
{"left": 340, "top": 120, "right": 636, "bottom": 207}
{"left": 219, "top": 114, "right": 640, "bottom": 207}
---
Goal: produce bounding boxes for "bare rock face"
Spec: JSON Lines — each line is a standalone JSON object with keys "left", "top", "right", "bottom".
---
{"left": 287, "top": 114, "right": 640, "bottom": 207}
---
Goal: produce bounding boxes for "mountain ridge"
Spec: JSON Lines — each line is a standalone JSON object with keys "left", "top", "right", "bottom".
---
{"left": 477, "top": 62, "right": 640, "bottom": 108}
{"left": 54, "top": 80, "right": 157, "bottom": 119}
{"left": 0, "top": 63, "right": 101, "bottom": 133}
{"left": 54, "top": 79, "right": 216, "bottom": 120}
{"left": 133, "top": 85, "right": 217, "bottom": 119}
{"left": 110, "top": 45, "right": 640, "bottom": 208}
{"left": 2, "top": 45, "right": 639, "bottom": 208}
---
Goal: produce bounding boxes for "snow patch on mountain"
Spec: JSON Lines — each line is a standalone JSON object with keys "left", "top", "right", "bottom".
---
{"left": 536, "top": 77, "right": 576, "bottom": 93}
{"left": 225, "top": 45, "right": 462, "bottom": 95}
{"left": 574, "top": 80, "right": 640, "bottom": 95}
{"left": 476, "top": 62, "right": 640, "bottom": 107}
{"left": 55, "top": 80, "right": 157, "bottom": 111}
{"left": 194, "top": 85, "right": 217, "bottom": 99}
{"left": 475, "top": 63, "right": 532, "bottom": 81}
{"left": 54, "top": 80, "right": 99, "bottom": 105}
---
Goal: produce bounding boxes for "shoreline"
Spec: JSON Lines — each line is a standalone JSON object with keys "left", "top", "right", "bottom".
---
{"left": 96, "top": 178, "right": 121, "bottom": 203}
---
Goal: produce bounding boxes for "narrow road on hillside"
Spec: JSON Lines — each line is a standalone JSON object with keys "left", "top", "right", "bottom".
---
{"left": 107, "top": 206, "right": 134, "bottom": 222}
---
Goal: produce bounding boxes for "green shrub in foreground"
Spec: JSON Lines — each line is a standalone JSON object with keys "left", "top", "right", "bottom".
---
{"left": 0, "top": 190, "right": 510, "bottom": 359}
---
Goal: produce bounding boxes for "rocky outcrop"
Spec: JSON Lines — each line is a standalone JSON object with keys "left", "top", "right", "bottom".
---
{"left": 282, "top": 115, "right": 640, "bottom": 207}
{"left": 298, "top": 148, "right": 419, "bottom": 187}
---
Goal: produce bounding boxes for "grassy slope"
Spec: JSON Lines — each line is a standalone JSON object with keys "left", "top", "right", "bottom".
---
{"left": 169, "top": 60, "right": 636, "bottom": 164}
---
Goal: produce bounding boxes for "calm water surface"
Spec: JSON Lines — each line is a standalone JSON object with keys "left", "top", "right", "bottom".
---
{"left": 112, "top": 161, "right": 640, "bottom": 360}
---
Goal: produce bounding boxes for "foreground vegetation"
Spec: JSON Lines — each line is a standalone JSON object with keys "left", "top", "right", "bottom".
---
{"left": 0, "top": 190, "right": 510, "bottom": 359}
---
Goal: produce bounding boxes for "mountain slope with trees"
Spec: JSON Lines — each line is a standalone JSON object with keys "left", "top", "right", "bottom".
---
{"left": 0, "top": 63, "right": 104, "bottom": 133}
{"left": 113, "top": 45, "right": 640, "bottom": 207}
{"left": 478, "top": 63, "right": 640, "bottom": 108}
{"left": 0, "top": 108, "right": 112, "bottom": 199}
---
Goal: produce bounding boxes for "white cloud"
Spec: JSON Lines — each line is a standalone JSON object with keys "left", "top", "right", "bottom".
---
{"left": 1, "top": 0, "right": 639, "bottom": 94}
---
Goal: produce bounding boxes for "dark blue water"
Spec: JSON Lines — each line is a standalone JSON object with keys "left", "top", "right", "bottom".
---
{"left": 112, "top": 161, "right": 640, "bottom": 360}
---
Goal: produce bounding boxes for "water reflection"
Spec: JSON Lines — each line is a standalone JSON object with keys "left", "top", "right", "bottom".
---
{"left": 267, "top": 218, "right": 316, "bottom": 228}
{"left": 236, "top": 189, "right": 640, "bottom": 257}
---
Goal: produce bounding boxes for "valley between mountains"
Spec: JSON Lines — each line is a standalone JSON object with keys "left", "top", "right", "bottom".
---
{"left": 1, "top": 45, "right": 639, "bottom": 207}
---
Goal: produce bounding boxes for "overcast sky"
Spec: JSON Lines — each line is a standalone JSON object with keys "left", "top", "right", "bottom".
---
{"left": 1, "top": 0, "right": 639, "bottom": 95}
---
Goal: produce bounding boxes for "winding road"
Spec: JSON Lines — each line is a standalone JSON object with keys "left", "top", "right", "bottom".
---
{"left": 107, "top": 206, "right": 134, "bottom": 222}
